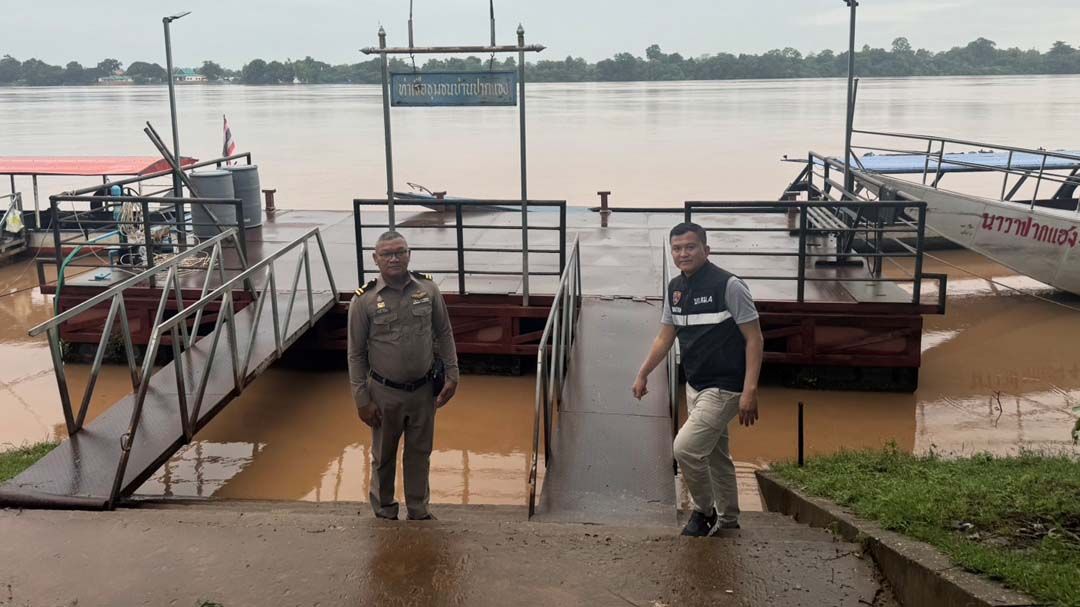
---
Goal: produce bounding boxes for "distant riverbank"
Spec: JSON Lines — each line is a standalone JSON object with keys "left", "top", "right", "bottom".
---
{"left": 3, "top": 37, "right": 1079, "bottom": 86}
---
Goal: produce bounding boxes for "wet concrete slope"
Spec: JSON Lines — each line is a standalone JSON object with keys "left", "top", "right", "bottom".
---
{"left": 0, "top": 502, "right": 898, "bottom": 607}
{"left": 534, "top": 297, "right": 678, "bottom": 526}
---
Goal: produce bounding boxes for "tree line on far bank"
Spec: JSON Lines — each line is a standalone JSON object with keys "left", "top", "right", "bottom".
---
{"left": 3, "top": 37, "right": 1080, "bottom": 86}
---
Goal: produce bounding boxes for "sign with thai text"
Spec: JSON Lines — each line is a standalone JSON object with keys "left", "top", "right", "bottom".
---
{"left": 390, "top": 71, "right": 518, "bottom": 107}
{"left": 981, "top": 213, "right": 1078, "bottom": 248}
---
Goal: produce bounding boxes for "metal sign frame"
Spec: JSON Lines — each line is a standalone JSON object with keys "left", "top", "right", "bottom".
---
{"left": 361, "top": 26, "right": 545, "bottom": 304}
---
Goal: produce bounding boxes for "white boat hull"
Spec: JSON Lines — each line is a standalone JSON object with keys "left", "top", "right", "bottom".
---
{"left": 868, "top": 176, "right": 1080, "bottom": 294}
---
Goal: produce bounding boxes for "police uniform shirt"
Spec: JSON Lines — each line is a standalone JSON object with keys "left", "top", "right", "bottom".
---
{"left": 347, "top": 273, "right": 460, "bottom": 408}
{"left": 661, "top": 261, "right": 759, "bottom": 392}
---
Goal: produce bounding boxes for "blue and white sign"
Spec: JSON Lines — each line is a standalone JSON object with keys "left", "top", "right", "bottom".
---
{"left": 390, "top": 71, "right": 518, "bottom": 107}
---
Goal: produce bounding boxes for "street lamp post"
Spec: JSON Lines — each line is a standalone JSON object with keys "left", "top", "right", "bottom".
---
{"left": 163, "top": 11, "right": 190, "bottom": 242}
{"left": 843, "top": 0, "right": 858, "bottom": 194}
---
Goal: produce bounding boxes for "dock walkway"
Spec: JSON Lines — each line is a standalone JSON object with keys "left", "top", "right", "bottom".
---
{"left": 534, "top": 298, "right": 677, "bottom": 526}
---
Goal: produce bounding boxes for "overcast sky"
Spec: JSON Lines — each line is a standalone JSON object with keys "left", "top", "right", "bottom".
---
{"left": 4, "top": 0, "right": 1079, "bottom": 68}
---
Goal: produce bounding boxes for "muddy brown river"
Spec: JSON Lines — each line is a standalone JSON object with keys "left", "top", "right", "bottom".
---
{"left": 2, "top": 245, "right": 1077, "bottom": 508}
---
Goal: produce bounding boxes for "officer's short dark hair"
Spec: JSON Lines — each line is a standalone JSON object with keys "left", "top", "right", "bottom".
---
{"left": 669, "top": 222, "right": 707, "bottom": 245}
{"left": 376, "top": 230, "right": 407, "bottom": 244}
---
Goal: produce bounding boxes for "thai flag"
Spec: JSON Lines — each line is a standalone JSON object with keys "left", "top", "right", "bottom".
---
{"left": 222, "top": 114, "right": 238, "bottom": 164}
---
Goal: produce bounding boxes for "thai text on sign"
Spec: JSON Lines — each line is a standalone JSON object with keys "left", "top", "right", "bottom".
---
{"left": 390, "top": 71, "right": 518, "bottom": 107}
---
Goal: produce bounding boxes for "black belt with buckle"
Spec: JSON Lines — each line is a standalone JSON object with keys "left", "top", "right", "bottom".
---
{"left": 371, "top": 370, "right": 430, "bottom": 392}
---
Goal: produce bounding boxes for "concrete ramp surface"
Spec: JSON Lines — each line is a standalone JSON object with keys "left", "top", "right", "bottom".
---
{"left": 534, "top": 298, "right": 677, "bottom": 526}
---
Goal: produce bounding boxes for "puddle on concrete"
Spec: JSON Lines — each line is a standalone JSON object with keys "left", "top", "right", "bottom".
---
{"left": 2, "top": 249, "right": 1078, "bottom": 508}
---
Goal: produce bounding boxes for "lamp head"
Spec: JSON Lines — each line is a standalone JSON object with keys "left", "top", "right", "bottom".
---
{"left": 164, "top": 11, "right": 191, "bottom": 23}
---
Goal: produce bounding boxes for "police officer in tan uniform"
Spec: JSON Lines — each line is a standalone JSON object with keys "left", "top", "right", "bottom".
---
{"left": 348, "top": 230, "right": 459, "bottom": 520}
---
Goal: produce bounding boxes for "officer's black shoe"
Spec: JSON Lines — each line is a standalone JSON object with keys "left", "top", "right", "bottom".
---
{"left": 374, "top": 513, "right": 397, "bottom": 521}
{"left": 408, "top": 513, "right": 437, "bottom": 521}
{"left": 680, "top": 508, "right": 717, "bottom": 537}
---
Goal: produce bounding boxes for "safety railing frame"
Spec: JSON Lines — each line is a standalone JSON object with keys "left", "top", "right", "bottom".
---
{"left": 45, "top": 194, "right": 247, "bottom": 279}
{"left": 851, "top": 129, "right": 1080, "bottom": 213}
{"left": 527, "top": 237, "right": 581, "bottom": 518}
{"left": 353, "top": 198, "right": 566, "bottom": 296}
{"left": 685, "top": 198, "right": 946, "bottom": 311}
{"left": 28, "top": 227, "right": 336, "bottom": 509}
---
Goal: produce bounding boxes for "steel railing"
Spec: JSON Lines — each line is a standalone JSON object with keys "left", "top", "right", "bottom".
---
{"left": 353, "top": 198, "right": 566, "bottom": 295}
{"left": 685, "top": 198, "right": 946, "bottom": 311}
{"left": 850, "top": 129, "right": 1080, "bottom": 213}
{"left": 44, "top": 194, "right": 247, "bottom": 279}
{"left": 527, "top": 237, "right": 581, "bottom": 518}
{"left": 28, "top": 227, "right": 336, "bottom": 508}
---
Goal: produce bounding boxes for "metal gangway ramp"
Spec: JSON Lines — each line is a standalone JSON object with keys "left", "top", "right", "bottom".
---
{"left": 528, "top": 240, "right": 679, "bottom": 526}
{"left": 0, "top": 229, "right": 337, "bottom": 510}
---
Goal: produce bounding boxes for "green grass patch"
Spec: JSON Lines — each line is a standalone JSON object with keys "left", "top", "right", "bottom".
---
{"left": 0, "top": 442, "right": 58, "bottom": 483}
{"left": 773, "top": 447, "right": 1080, "bottom": 607}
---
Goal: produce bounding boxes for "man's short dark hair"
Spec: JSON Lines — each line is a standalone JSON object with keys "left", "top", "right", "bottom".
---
{"left": 669, "top": 222, "right": 707, "bottom": 245}
{"left": 376, "top": 230, "right": 407, "bottom": 244}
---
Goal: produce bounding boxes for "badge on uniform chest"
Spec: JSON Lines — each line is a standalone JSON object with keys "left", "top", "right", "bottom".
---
{"left": 375, "top": 296, "right": 387, "bottom": 312}
{"left": 411, "top": 292, "right": 431, "bottom": 305}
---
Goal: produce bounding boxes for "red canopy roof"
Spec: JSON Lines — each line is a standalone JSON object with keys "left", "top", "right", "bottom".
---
{"left": 0, "top": 156, "right": 198, "bottom": 177}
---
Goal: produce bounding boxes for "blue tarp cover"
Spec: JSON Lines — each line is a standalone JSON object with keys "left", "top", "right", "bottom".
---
{"left": 816, "top": 150, "right": 1080, "bottom": 174}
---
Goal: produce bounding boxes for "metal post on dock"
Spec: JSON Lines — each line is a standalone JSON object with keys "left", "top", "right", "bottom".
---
{"left": 797, "top": 401, "right": 805, "bottom": 467}
{"left": 32, "top": 175, "right": 40, "bottom": 228}
{"left": 378, "top": 26, "right": 396, "bottom": 230}
{"left": 518, "top": 24, "right": 530, "bottom": 306}
{"left": 843, "top": 0, "right": 858, "bottom": 193}
{"left": 598, "top": 191, "right": 611, "bottom": 227}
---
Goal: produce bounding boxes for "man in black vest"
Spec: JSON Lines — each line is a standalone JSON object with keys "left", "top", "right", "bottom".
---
{"left": 632, "top": 222, "right": 764, "bottom": 537}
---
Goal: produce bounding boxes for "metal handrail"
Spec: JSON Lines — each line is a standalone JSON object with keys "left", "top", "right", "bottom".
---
{"left": 853, "top": 129, "right": 1080, "bottom": 164}
{"left": 27, "top": 221, "right": 334, "bottom": 508}
{"left": 850, "top": 130, "right": 1080, "bottom": 213}
{"left": 46, "top": 194, "right": 248, "bottom": 277}
{"left": 107, "top": 227, "right": 335, "bottom": 507}
{"left": 527, "top": 237, "right": 581, "bottom": 518}
{"left": 354, "top": 197, "right": 567, "bottom": 295}
{"left": 686, "top": 196, "right": 940, "bottom": 306}
{"left": 28, "top": 229, "right": 236, "bottom": 336}
{"left": 27, "top": 228, "right": 246, "bottom": 446}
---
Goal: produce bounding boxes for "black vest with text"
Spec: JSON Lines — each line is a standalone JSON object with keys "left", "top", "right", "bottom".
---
{"left": 667, "top": 262, "right": 747, "bottom": 392}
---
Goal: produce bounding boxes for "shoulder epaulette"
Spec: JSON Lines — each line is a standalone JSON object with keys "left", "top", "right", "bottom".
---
{"left": 411, "top": 271, "right": 434, "bottom": 281}
{"left": 354, "top": 279, "right": 377, "bottom": 297}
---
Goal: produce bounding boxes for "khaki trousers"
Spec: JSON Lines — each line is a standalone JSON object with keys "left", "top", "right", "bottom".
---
{"left": 672, "top": 385, "right": 741, "bottom": 524}
{"left": 368, "top": 380, "right": 435, "bottom": 520}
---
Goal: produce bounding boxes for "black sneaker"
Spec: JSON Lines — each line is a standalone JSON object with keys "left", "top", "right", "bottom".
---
{"left": 681, "top": 508, "right": 717, "bottom": 537}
